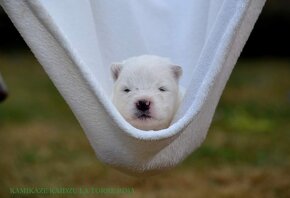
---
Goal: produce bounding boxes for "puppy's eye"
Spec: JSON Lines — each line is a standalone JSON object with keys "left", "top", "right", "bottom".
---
{"left": 123, "top": 88, "right": 131, "bottom": 93}
{"left": 159, "top": 87, "right": 167, "bottom": 92}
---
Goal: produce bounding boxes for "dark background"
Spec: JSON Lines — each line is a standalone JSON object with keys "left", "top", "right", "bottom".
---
{"left": 0, "top": 0, "right": 290, "bottom": 58}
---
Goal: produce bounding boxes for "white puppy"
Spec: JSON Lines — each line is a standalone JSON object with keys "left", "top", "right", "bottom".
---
{"left": 111, "top": 55, "right": 183, "bottom": 131}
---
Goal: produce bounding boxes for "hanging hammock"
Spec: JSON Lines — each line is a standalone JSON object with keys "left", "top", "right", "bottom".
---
{"left": 0, "top": 0, "right": 266, "bottom": 174}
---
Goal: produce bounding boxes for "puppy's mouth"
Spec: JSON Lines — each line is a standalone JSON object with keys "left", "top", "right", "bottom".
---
{"left": 135, "top": 111, "right": 152, "bottom": 120}
{"left": 138, "top": 114, "right": 152, "bottom": 120}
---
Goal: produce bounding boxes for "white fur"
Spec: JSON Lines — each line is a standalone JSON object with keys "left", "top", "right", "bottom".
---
{"left": 111, "top": 55, "right": 183, "bottom": 131}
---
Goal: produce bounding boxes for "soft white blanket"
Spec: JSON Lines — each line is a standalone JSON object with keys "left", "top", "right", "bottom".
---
{"left": 0, "top": 0, "right": 266, "bottom": 174}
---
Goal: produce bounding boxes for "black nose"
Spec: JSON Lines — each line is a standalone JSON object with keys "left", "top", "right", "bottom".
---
{"left": 136, "top": 100, "right": 151, "bottom": 112}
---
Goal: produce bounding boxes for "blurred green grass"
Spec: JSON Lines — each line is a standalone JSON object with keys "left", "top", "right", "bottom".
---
{"left": 0, "top": 52, "right": 289, "bottom": 197}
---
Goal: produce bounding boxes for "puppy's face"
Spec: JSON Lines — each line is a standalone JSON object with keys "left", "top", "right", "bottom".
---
{"left": 111, "top": 55, "right": 182, "bottom": 131}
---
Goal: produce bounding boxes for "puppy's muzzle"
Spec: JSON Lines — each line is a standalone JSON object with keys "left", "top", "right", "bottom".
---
{"left": 135, "top": 100, "right": 152, "bottom": 119}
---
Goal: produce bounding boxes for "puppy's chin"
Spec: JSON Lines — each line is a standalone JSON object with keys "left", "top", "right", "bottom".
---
{"left": 128, "top": 117, "right": 170, "bottom": 131}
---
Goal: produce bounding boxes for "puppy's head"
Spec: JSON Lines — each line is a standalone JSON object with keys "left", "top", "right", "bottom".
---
{"left": 111, "top": 55, "right": 182, "bottom": 131}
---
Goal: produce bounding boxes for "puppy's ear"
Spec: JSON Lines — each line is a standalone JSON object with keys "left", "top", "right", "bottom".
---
{"left": 171, "top": 65, "right": 183, "bottom": 80}
{"left": 111, "top": 63, "right": 123, "bottom": 81}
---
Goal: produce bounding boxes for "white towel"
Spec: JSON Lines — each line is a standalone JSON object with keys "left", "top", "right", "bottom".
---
{"left": 0, "top": 0, "right": 266, "bottom": 174}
